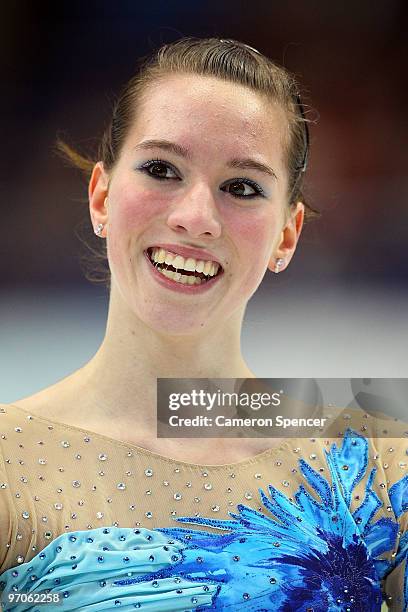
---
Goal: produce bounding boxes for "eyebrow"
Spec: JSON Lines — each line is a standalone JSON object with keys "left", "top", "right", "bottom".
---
{"left": 133, "top": 139, "right": 278, "bottom": 181}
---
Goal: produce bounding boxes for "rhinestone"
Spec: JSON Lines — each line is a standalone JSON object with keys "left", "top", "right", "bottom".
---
{"left": 342, "top": 465, "right": 349, "bottom": 471}
{"left": 212, "top": 505, "right": 220, "bottom": 512}
{"left": 174, "top": 468, "right": 180, "bottom": 473}
{"left": 186, "top": 481, "right": 192, "bottom": 487}
{"left": 16, "top": 555, "right": 25, "bottom": 563}
{"left": 229, "top": 473, "right": 236, "bottom": 478}
{"left": 145, "top": 489, "right": 151, "bottom": 495}
{"left": 145, "top": 468, "right": 153, "bottom": 477}
{"left": 201, "top": 471, "right": 208, "bottom": 477}
{"left": 54, "top": 503, "right": 63, "bottom": 510}
{"left": 309, "top": 454, "right": 317, "bottom": 460}
{"left": 226, "top": 487, "right": 232, "bottom": 493}
{"left": 22, "top": 511, "right": 30, "bottom": 519}
{"left": 293, "top": 447, "right": 300, "bottom": 453}
{"left": 233, "top": 555, "right": 240, "bottom": 561}
{"left": 194, "top": 497, "right": 201, "bottom": 503}
{"left": 282, "top": 480, "right": 290, "bottom": 487}
{"left": 78, "top": 499, "right": 85, "bottom": 506}
{"left": 204, "top": 483, "right": 213, "bottom": 490}
{"left": 270, "top": 577, "right": 277, "bottom": 584}
{"left": 117, "top": 483, "right": 126, "bottom": 490}
{"left": 38, "top": 458, "right": 47, "bottom": 465}
{"left": 98, "top": 454, "right": 107, "bottom": 461}
{"left": 129, "top": 504, "right": 136, "bottom": 510}
{"left": 243, "top": 593, "right": 250, "bottom": 600}
{"left": 244, "top": 492, "right": 252, "bottom": 499}
{"left": 84, "top": 436, "right": 91, "bottom": 442}
{"left": 163, "top": 481, "right": 169, "bottom": 486}
{"left": 72, "top": 480, "right": 81, "bottom": 488}
{"left": 15, "top": 427, "right": 22, "bottom": 433}
{"left": 174, "top": 492, "right": 182, "bottom": 500}
{"left": 145, "top": 511, "right": 153, "bottom": 518}
{"left": 61, "top": 441, "right": 70, "bottom": 448}
{"left": 388, "top": 447, "right": 394, "bottom": 452}
{"left": 44, "top": 531, "right": 53, "bottom": 539}
{"left": 254, "top": 473, "right": 262, "bottom": 479}
{"left": 96, "top": 512, "right": 104, "bottom": 519}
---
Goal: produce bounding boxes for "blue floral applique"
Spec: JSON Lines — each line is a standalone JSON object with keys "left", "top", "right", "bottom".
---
{"left": 114, "top": 428, "right": 408, "bottom": 611}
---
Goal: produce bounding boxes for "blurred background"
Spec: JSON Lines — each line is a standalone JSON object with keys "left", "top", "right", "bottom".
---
{"left": 1, "top": 0, "right": 407, "bottom": 402}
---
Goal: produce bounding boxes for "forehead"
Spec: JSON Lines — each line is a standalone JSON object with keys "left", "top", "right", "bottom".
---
{"left": 126, "top": 74, "right": 288, "bottom": 163}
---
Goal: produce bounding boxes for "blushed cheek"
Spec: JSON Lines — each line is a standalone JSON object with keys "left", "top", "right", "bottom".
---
{"left": 107, "top": 192, "right": 170, "bottom": 275}
{"left": 118, "top": 191, "right": 162, "bottom": 228}
{"left": 230, "top": 212, "right": 275, "bottom": 271}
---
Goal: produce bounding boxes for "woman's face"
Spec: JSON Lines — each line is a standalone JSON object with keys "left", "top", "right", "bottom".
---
{"left": 89, "top": 74, "right": 304, "bottom": 335}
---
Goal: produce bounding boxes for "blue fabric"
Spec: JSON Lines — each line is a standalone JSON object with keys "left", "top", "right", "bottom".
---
{"left": 1, "top": 428, "right": 407, "bottom": 611}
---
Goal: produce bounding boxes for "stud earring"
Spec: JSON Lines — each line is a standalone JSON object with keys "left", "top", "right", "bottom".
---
{"left": 94, "top": 223, "right": 104, "bottom": 237}
{"left": 274, "top": 258, "right": 284, "bottom": 273}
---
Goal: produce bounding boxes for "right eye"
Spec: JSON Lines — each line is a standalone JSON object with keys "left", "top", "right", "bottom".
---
{"left": 139, "top": 159, "right": 178, "bottom": 181}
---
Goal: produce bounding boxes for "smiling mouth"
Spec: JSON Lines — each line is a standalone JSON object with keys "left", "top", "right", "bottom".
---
{"left": 145, "top": 247, "right": 223, "bottom": 285}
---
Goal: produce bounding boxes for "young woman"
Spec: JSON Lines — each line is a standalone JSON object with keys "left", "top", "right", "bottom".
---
{"left": 0, "top": 37, "right": 406, "bottom": 611}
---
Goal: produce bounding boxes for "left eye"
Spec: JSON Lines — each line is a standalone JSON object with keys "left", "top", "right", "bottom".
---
{"left": 138, "top": 158, "right": 264, "bottom": 199}
{"left": 140, "top": 159, "right": 177, "bottom": 180}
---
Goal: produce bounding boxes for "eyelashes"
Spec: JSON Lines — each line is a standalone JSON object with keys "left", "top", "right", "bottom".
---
{"left": 137, "top": 158, "right": 265, "bottom": 200}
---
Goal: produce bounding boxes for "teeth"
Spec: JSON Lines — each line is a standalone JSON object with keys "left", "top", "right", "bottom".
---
{"left": 204, "top": 261, "right": 212, "bottom": 275}
{"left": 156, "top": 249, "right": 166, "bottom": 264}
{"left": 184, "top": 257, "right": 196, "bottom": 272}
{"left": 149, "top": 247, "right": 220, "bottom": 277}
{"left": 160, "top": 268, "right": 202, "bottom": 285}
{"left": 164, "top": 252, "right": 175, "bottom": 266}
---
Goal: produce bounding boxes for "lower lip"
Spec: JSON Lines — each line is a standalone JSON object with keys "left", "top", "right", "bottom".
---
{"left": 143, "top": 250, "right": 224, "bottom": 294}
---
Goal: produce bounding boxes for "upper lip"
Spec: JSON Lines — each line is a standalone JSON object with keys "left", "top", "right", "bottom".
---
{"left": 146, "top": 243, "right": 223, "bottom": 267}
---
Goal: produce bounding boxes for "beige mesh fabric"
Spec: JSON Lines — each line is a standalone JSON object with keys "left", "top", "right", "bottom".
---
{"left": 0, "top": 402, "right": 406, "bottom": 610}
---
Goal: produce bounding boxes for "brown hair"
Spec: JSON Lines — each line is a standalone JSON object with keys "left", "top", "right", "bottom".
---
{"left": 56, "top": 36, "right": 321, "bottom": 290}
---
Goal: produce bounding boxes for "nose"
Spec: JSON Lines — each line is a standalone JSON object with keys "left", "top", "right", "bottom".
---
{"left": 166, "top": 180, "right": 222, "bottom": 239}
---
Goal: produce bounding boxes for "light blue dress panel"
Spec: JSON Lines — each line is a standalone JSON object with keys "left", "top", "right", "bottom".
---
{"left": 1, "top": 428, "right": 407, "bottom": 611}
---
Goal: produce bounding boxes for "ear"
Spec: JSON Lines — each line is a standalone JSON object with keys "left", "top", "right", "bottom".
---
{"left": 267, "top": 201, "right": 305, "bottom": 273}
{"left": 88, "top": 162, "right": 110, "bottom": 237}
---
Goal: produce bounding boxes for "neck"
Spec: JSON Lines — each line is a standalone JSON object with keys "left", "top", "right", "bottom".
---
{"left": 72, "top": 286, "right": 256, "bottom": 432}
